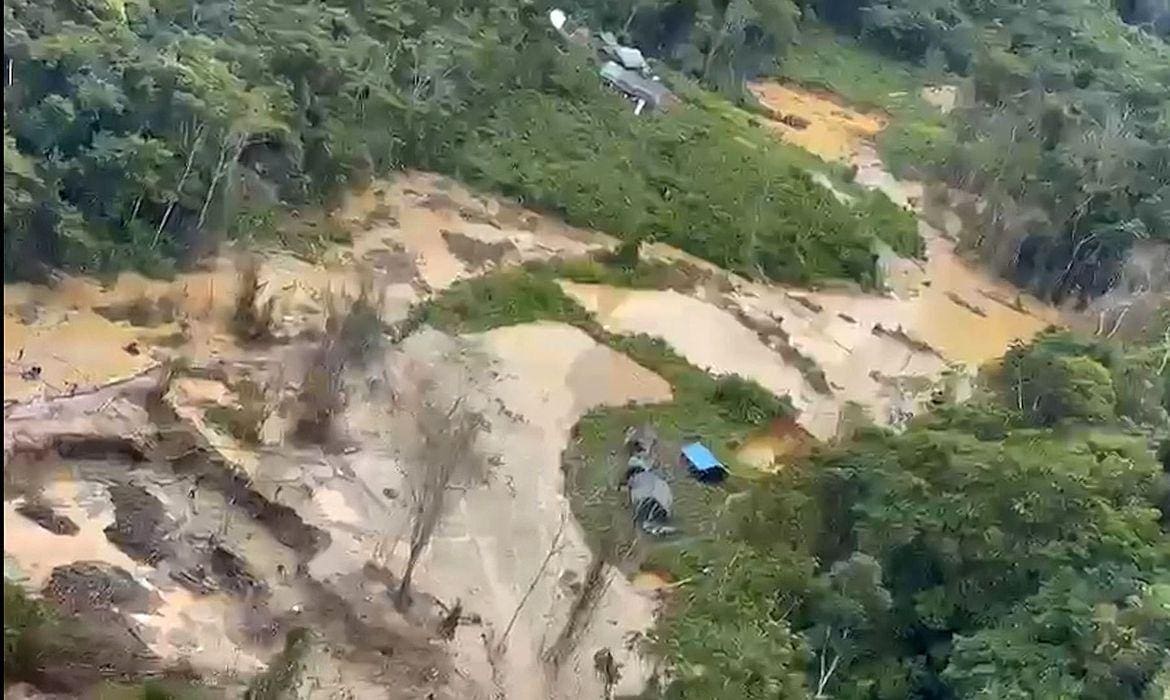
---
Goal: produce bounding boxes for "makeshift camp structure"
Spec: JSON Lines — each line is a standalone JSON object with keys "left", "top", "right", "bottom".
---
{"left": 679, "top": 442, "right": 727, "bottom": 483}
{"left": 628, "top": 469, "right": 672, "bottom": 525}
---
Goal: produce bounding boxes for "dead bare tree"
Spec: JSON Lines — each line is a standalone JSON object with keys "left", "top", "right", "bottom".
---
{"left": 152, "top": 120, "right": 206, "bottom": 249}
{"left": 396, "top": 390, "right": 487, "bottom": 611}
{"left": 231, "top": 254, "right": 275, "bottom": 342}
{"left": 496, "top": 515, "right": 567, "bottom": 653}
{"left": 814, "top": 627, "right": 849, "bottom": 699}
{"left": 593, "top": 648, "right": 621, "bottom": 700}
{"left": 543, "top": 521, "right": 642, "bottom": 673}
{"left": 436, "top": 599, "right": 463, "bottom": 641}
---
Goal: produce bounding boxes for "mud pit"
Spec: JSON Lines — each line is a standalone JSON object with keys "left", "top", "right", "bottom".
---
{"left": 747, "top": 81, "right": 886, "bottom": 162}
{"left": 3, "top": 171, "right": 611, "bottom": 407}
{"left": 4, "top": 378, "right": 472, "bottom": 697}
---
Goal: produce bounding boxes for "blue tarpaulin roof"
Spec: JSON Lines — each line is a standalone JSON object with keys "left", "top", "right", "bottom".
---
{"left": 680, "top": 442, "right": 723, "bottom": 472}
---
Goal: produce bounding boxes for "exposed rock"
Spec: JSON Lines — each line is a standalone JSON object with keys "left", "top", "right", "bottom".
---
{"left": 104, "top": 483, "right": 176, "bottom": 565}
{"left": 16, "top": 500, "right": 79, "bottom": 536}
{"left": 209, "top": 544, "right": 268, "bottom": 597}
{"left": 441, "top": 230, "right": 518, "bottom": 269}
{"left": 44, "top": 561, "right": 157, "bottom": 615}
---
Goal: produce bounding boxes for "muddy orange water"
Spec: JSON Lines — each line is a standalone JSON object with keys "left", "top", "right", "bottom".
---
{"left": 561, "top": 281, "right": 842, "bottom": 439}
{"left": 747, "top": 81, "right": 886, "bottom": 162}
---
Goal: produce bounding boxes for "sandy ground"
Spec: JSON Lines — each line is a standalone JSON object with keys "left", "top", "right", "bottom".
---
{"left": 564, "top": 213, "right": 1058, "bottom": 456}
{"left": 746, "top": 81, "right": 886, "bottom": 162}
{"left": 562, "top": 282, "right": 841, "bottom": 439}
{"left": 559, "top": 88, "right": 1061, "bottom": 463}
{"left": 3, "top": 172, "right": 611, "bottom": 406}
{"left": 152, "top": 323, "right": 673, "bottom": 699}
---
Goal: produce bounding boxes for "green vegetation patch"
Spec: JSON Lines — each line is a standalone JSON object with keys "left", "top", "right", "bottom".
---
{"left": 421, "top": 271, "right": 1170, "bottom": 699}
{"left": 245, "top": 628, "right": 312, "bottom": 700}
{"left": 4, "top": 582, "right": 204, "bottom": 697}
{"left": 419, "top": 268, "right": 795, "bottom": 553}
{"left": 777, "top": 27, "right": 931, "bottom": 113}
{"left": 545, "top": 256, "right": 706, "bottom": 293}
{"left": 419, "top": 269, "right": 595, "bottom": 334}
{"left": 463, "top": 92, "right": 891, "bottom": 287}
{"left": 638, "top": 327, "right": 1170, "bottom": 697}
{"left": 855, "top": 189, "right": 924, "bottom": 258}
{"left": 4, "top": 1, "right": 915, "bottom": 291}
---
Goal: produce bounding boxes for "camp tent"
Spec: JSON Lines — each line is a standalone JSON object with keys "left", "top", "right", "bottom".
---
{"left": 679, "top": 442, "right": 727, "bottom": 483}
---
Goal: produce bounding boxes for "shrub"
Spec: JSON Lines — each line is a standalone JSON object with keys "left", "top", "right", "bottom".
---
{"left": 421, "top": 270, "right": 592, "bottom": 334}
{"left": 339, "top": 279, "right": 385, "bottom": 363}
{"left": 711, "top": 374, "right": 793, "bottom": 425}
{"left": 4, "top": 582, "right": 52, "bottom": 684}
{"left": 231, "top": 256, "right": 276, "bottom": 343}
{"left": 205, "top": 377, "right": 271, "bottom": 445}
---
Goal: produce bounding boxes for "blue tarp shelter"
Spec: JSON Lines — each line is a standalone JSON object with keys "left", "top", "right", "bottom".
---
{"left": 679, "top": 442, "right": 727, "bottom": 483}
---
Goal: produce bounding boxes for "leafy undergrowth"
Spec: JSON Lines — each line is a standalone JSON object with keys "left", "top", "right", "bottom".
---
{"left": 419, "top": 268, "right": 596, "bottom": 334}
{"left": 462, "top": 91, "right": 917, "bottom": 287}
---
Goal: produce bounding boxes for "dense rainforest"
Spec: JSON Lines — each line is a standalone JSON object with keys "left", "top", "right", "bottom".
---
{"left": 568, "top": 0, "right": 1170, "bottom": 303}
{"left": 652, "top": 327, "right": 1170, "bottom": 698}
{"left": 5, "top": 0, "right": 1169, "bottom": 302}
{"left": 2, "top": 0, "right": 919, "bottom": 288}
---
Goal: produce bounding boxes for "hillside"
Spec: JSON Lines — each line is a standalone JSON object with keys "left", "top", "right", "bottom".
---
{"left": 3, "top": 0, "right": 1170, "bottom": 698}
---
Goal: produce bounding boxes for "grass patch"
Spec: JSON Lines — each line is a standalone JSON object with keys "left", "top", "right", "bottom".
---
{"left": 244, "top": 628, "right": 312, "bottom": 700}
{"left": 856, "top": 189, "right": 925, "bottom": 258}
{"left": 777, "top": 27, "right": 932, "bottom": 113}
{"left": 420, "top": 268, "right": 595, "bottom": 334}
{"left": 231, "top": 206, "right": 353, "bottom": 264}
{"left": 4, "top": 581, "right": 54, "bottom": 685}
{"left": 876, "top": 113, "right": 956, "bottom": 180}
{"left": 777, "top": 26, "right": 956, "bottom": 183}
{"left": 540, "top": 254, "right": 712, "bottom": 293}
{"left": 565, "top": 334, "right": 793, "bottom": 549}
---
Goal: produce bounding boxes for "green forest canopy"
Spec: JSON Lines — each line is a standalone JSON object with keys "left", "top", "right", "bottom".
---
{"left": 4, "top": 1, "right": 1170, "bottom": 698}
{"left": 2, "top": 0, "right": 921, "bottom": 287}
{"left": 656, "top": 329, "right": 1170, "bottom": 699}
{"left": 572, "top": 0, "right": 1170, "bottom": 302}
{"left": 5, "top": 0, "right": 1168, "bottom": 302}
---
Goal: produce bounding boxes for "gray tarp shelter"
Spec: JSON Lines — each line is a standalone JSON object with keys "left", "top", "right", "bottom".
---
{"left": 628, "top": 469, "right": 672, "bottom": 524}
{"left": 599, "top": 61, "right": 672, "bottom": 110}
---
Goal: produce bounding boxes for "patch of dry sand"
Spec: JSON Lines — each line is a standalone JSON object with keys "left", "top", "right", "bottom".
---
{"left": 747, "top": 81, "right": 886, "bottom": 162}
